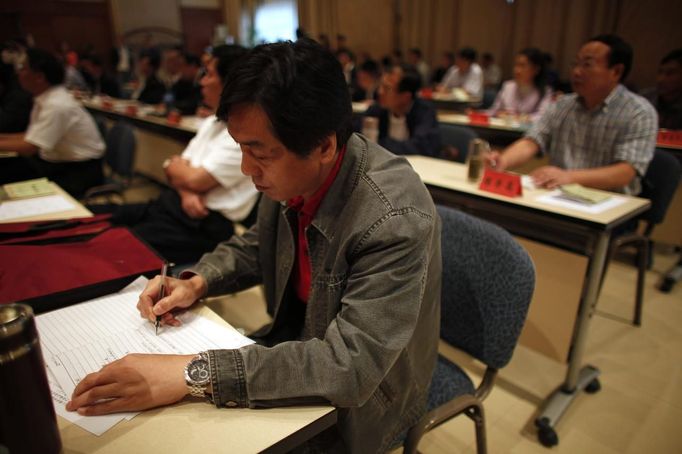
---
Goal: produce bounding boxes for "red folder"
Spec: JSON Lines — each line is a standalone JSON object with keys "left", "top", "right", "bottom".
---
{"left": 0, "top": 227, "right": 163, "bottom": 313}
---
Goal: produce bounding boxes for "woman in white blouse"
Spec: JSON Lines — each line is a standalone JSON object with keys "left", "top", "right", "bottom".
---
{"left": 487, "top": 48, "right": 553, "bottom": 122}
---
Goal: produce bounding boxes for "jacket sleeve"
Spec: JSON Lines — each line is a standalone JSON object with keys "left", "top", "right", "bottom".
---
{"left": 209, "top": 208, "right": 437, "bottom": 409}
{"left": 187, "top": 217, "right": 263, "bottom": 296}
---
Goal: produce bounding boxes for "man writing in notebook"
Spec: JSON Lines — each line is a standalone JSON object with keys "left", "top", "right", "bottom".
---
{"left": 67, "top": 39, "right": 441, "bottom": 453}
{"left": 488, "top": 34, "right": 657, "bottom": 195}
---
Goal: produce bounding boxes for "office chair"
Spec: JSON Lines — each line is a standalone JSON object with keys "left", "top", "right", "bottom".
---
{"left": 604, "top": 149, "right": 681, "bottom": 325}
{"left": 400, "top": 205, "right": 535, "bottom": 454}
{"left": 439, "top": 123, "right": 478, "bottom": 163}
{"left": 83, "top": 121, "right": 137, "bottom": 204}
{"left": 481, "top": 88, "right": 498, "bottom": 109}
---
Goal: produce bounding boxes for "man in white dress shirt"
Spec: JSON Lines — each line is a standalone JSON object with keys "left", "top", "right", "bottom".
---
{"left": 90, "top": 45, "right": 259, "bottom": 265}
{"left": 438, "top": 47, "right": 484, "bottom": 98}
{"left": 0, "top": 48, "right": 105, "bottom": 197}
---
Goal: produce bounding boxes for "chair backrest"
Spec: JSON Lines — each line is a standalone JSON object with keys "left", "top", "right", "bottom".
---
{"left": 93, "top": 114, "right": 108, "bottom": 140}
{"left": 104, "top": 121, "right": 136, "bottom": 179}
{"left": 481, "top": 88, "right": 498, "bottom": 109}
{"left": 437, "top": 205, "right": 535, "bottom": 369}
{"left": 640, "top": 149, "right": 682, "bottom": 225}
{"left": 439, "top": 124, "right": 478, "bottom": 163}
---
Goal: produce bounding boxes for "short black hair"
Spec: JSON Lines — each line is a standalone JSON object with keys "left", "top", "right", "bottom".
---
{"left": 211, "top": 44, "right": 247, "bottom": 81}
{"left": 409, "top": 48, "right": 422, "bottom": 58}
{"left": 661, "top": 48, "right": 682, "bottom": 66}
{"left": 359, "top": 59, "right": 380, "bottom": 77}
{"left": 26, "top": 48, "right": 65, "bottom": 85}
{"left": 183, "top": 53, "right": 201, "bottom": 67}
{"left": 139, "top": 49, "right": 161, "bottom": 70}
{"left": 217, "top": 39, "right": 352, "bottom": 157}
{"left": 80, "top": 54, "right": 103, "bottom": 67}
{"left": 482, "top": 52, "right": 493, "bottom": 61}
{"left": 588, "top": 34, "right": 633, "bottom": 82}
{"left": 458, "top": 47, "right": 477, "bottom": 62}
{"left": 396, "top": 65, "right": 422, "bottom": 97}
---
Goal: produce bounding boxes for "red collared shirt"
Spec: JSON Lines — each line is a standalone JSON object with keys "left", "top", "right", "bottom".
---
{"left": 287, "top": 146, "right": 346, "bottom": 302}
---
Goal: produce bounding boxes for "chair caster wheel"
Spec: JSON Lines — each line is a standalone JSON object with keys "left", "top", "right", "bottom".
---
{"left": 535, "top": 417, "right": 559, "bottom": 447}
{"left": 585, "top": 378, "right": 601, "bottom": 394}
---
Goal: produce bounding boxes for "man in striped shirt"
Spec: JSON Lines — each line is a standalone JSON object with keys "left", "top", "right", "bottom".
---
{"left": 489, "top": 34, "right": 658, "bottom": 195}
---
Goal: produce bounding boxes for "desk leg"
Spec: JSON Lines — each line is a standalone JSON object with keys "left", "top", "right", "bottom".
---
{"left": 535, "top": 231, "right": 610, "bottom": 447}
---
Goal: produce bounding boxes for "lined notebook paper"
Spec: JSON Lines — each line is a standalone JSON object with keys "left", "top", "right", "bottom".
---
{"left": 37, "top": 277, "right": 254, "bottom": 435}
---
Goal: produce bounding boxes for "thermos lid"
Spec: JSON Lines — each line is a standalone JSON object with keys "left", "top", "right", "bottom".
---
{"left": 0, "top": 304, "right": 37, "bottom": 364}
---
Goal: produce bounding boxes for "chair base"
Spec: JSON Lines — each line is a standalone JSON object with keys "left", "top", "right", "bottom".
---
{"left": 534, "top": 364, "right": 600, "bottom": 447}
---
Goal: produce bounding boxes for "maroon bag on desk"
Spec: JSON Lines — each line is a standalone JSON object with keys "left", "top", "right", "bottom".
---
{"left": 0, "top": 225, "right": 163, "bottom": 313}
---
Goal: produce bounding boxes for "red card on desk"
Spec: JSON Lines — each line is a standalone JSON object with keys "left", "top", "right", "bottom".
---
{"left": 479, "top": 168, "right": 523, "bottom": 197}
{"left": 657, "top": 129, "right": 682, "bottom": 146}
{"left": 468, "top": 112, "right": 490, "bottom": 125}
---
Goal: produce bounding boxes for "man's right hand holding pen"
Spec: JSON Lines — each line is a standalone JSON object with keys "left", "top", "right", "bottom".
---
{"left": 136, "top": 274, "right": 209, "bottom": 327}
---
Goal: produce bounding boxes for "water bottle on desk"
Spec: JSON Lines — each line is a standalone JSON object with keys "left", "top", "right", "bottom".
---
{"left": 0, "top": 304, "right": 61, "bottom": 454}
{"left": 467, "top": 138, "right": 490, "bottom": 182}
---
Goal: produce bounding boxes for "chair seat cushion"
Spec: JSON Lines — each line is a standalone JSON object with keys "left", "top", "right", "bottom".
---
{"left": 427, "top": 355, "right": 476, "bottom": 411}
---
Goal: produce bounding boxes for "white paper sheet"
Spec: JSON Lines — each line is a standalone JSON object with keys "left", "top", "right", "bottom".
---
{"left": 0, "top": 194, "right": 75, "bottom": 220}
{"left": 46, "top": 366, "right": 134, "bottom": 436}
{"left": 37, "top": 277, "right": 254, "bottom": 435}
{"left": 535, "top": 189, "right": 628, "bottom": 214}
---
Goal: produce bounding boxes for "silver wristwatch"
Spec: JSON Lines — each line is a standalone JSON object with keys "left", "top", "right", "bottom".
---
{"left": 184, "top": 352, "right": 211, "bottom": 399}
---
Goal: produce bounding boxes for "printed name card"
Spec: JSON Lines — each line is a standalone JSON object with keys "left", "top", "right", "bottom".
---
{"left": 468, "top": 112, "right": 490, "bottom": 125}
{"left": 479, "top": 168, "right": 522, "bottom": 197}
{"left": 658, "top": 129, "right": 682, "bottom": 146}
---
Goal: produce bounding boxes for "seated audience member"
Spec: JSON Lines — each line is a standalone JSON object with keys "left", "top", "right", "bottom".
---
{"left": 439, "top": 47, "right": 484, "bottom": 98}
{"left": 481, "top": 52, "right": 502, "bottom": 88}
{"left": 642, "top": 48, "right": 682, "bottom": 130}
{"left": 66, "top": 39, "right": 441, "bottom": 454}
{"left": 80, "top": 54, "right": 121, "bottom": 98}
{"left": 170, "top": 52, "right": 202, "bottom": 115}
{"left": 363, "top": 65, "right": 441, "bottom": 156}
{"left": 351, "top": 59, "right": 381, "bottom": 102}
{"left": 90, "top": 45, "right": 259, "bottom": 265}
{"left": 158, "top": 47, "right": 184, "bottom": 89}
{"left": 407, "top": 48, "right": 431, "bottom": 87}
{"left": 488, "top": 35, "right": 657, "bottom": 195}
{"left": 431, "top": 51, "right": 454, "bottom": 85}
{"left": 0, "top": 48, "right": 105, "bottom": 197}
{"left": 0, "top": 57, "right": 32, "bottom": 132}
{"left": 62, "top": 50, "right": 88, "bottom": 91}
{"left": 131, "top": 50, "right": 165, "bottom": 105}
{"left": 336, "top": 47, "right": 356, "bottom": 87}
{"left": 486, "top": 47, "right": 553, "bottom": 121}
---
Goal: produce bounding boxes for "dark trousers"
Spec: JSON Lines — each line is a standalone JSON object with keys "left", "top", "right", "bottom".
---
{"left": 89, "top": 189, "right": 237, "bottom": 265}
{"left": 0, "top": 156, "right": 103, "bottom": 199}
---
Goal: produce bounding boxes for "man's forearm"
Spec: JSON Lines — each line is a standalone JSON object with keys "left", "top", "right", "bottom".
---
{"left": 498, "top": 138, "right": 539, "bottom": 170}
{"left": 0, "top": 133, "right": 39, "bottom": 156}
{"left": 567, "top": 162, "right": 636, "bottom": 191}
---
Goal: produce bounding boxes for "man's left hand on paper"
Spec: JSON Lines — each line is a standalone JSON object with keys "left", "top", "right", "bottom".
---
{"left": 66, "top": 353, "right": 192, "bottom": 415}
{"left": 531, "top": 165, "right": 573, "bottom": 189}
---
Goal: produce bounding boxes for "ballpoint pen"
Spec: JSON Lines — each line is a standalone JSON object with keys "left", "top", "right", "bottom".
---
{"left": 155, "top": 262, "right": 168, "bottom": 335}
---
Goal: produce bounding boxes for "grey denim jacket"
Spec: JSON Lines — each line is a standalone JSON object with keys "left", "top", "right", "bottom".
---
{"left": 189, "top": 133, "right": 441, "bottom": 453}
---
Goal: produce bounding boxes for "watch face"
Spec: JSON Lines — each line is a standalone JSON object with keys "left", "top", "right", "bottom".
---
{"left": 187, "top": 358, "right": 210, "bottom": 385}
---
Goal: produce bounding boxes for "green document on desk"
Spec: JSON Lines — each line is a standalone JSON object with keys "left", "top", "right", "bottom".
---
{"left": 1, "top": 178, "right": 56, "bottom": 200}
{"left": 559, "top": 184, "right": 612, "bottom": 205}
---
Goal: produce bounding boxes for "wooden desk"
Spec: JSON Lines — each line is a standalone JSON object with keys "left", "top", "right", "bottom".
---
{"left": 0, "top": 182, "right": 92, "bottom": 223}
{"left": 58, "top": 299, "right": 337, "bottom": 453}
{"left": 83, "top": 99, "right": 200, "bottom": 183}
{"left": 406, "top": 155, "right": 650, "bottom": 444}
